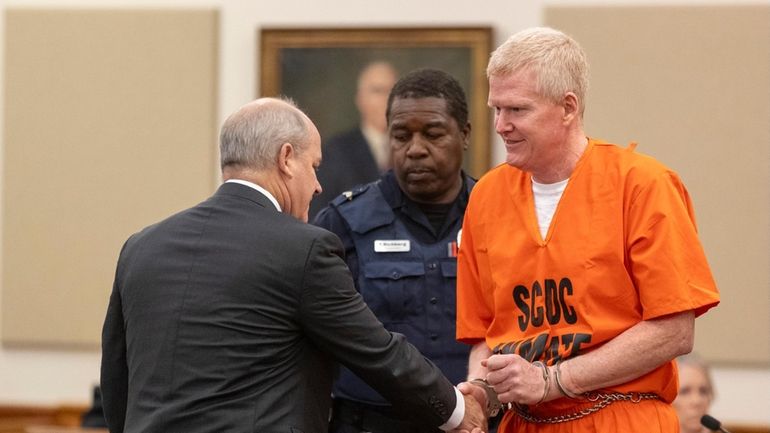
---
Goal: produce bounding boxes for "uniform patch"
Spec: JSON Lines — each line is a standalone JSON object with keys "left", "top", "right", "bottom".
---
{"left": 447, "top": 241, "right": 458, "bottom": 258}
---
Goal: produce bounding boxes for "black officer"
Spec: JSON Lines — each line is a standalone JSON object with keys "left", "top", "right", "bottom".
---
{"left": 314, "top": 68, "right": 475, "bottom": 433}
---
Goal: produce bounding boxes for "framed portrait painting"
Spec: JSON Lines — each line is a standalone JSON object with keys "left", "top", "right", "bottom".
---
{"left": 259, "top": 27, "right": 493, "bottom": 178}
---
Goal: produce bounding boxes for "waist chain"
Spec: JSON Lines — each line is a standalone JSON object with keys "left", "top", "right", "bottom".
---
{"left": 512, "top": 391, "right": 660, "bottom": 424}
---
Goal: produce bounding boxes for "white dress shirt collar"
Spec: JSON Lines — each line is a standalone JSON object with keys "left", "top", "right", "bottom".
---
{"left": 225, "top": 179, "right": 282, "bottom": 212}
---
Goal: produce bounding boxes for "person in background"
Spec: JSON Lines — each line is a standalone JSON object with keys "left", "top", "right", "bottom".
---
{"left": 100, "top": 97, "right": 485, "bottom": 433}
{"left": 310, "top": 61, "right": 398, "bottom": 218}
{"left": 314, "top": 68, "right": 475, "bottom": 433}
{"left": 456, "top": 27, "right": 720, "bottom": 432}
{"left": 673, "top": 354, "right": 715, "bottom": 433}
{"left": 80, "top": 385, "right": 107, "bottom": 428}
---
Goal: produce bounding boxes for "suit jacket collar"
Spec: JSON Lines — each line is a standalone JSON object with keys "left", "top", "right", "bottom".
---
{"left": 215, "top": 182, "right": 279, "bottom": 212}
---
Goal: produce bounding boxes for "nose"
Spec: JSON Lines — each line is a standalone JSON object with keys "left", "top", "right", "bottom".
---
{"left": 495, "top": 111, "right": 514, "bottom": 135}
{"left": 405, "top": 135, "right": 429, "bottom": 158}
{"left": 314, "top": 179, "right": 322, "bottom": 196}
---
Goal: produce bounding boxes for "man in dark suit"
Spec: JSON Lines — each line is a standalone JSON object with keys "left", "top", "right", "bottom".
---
{"left": 100, "top": 97, "right": 485, "bottom": 433}
{"left": 309, "top": 61, "right": 397, "bottom": 218}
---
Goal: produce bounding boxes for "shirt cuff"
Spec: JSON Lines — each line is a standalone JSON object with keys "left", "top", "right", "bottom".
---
{"left": 438, "top": 387, "right": 465, "bottom": 431}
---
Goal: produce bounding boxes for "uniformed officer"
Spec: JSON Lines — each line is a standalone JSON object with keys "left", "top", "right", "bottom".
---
{"left": 313, "top": 68, "right": 476, "bottom": 433}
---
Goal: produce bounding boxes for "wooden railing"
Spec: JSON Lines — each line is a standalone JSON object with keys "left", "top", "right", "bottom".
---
{"left": 1, "top": 404, "right": 766, "bottom": 433}
{"left": 726, "top": 425, "right": 770, "bottom": 433}
{"left": 0, "top": 405, "right": 99, "bottom": 433}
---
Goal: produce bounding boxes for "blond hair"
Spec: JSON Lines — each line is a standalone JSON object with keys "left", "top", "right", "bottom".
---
{"left": 488, "top": 27, "right": 589, "bottom": 116}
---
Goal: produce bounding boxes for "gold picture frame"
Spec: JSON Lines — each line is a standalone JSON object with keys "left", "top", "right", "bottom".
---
{"left": 259, "top": 27, "right": 493, "bottom": 178}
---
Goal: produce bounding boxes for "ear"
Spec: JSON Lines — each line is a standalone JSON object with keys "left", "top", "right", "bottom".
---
{"left": 461, "top": 122, "right": 472, "bottom": 150}
{"left": 562, "top": 92, "right": 580, "bottom": 124}
{"left": 277, "top": 142, "right": 295, "bottom": 177}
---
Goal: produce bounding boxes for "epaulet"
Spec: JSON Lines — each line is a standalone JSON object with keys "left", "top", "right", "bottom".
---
{"left": 333, "top": 179, "right": 393, "bottom": 233}
{"left": 330, "top": 182, "right": 374, "bottom": 207}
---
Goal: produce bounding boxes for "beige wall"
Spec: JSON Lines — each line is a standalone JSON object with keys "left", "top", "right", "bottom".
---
{"left": 545, "top": 5, "right": 770, "bottom": 365}
{"left": 2, "top": 8, "right": 219, "bottom": 347}
{"left": 1, "top": 0, "right": 768, "bottom": 427}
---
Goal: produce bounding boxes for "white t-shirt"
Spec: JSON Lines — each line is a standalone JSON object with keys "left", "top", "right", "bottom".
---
{"left": 531, "top": 178, "right": 568, "bottom": 239}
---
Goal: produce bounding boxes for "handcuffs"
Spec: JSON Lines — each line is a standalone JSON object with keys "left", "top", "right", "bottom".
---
{"left": 468, "top": 378, "right": 505, "bottom": 417}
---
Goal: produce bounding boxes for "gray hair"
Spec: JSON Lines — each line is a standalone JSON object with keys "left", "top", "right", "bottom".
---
{"left": 676, "top": 353, "right": 715, "bottom": 396}
{"left": 487, "top": 27, "right": 589, "bottom": 116}
{"left": 219, "top": 97, "right": 309, "bottom": 171}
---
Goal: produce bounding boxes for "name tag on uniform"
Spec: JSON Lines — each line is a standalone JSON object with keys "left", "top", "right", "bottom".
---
{"left": 374, "top": 240, "right": 411, "bottom": 253}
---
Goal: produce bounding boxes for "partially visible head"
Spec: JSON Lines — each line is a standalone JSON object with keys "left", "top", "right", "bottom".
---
{"left": 673, "top": 354, "right": 715, "bottom": 433}
{"left": 220, "top": 97, "right": 312, "bottom": 172}
{"left": 386, "top": 68, "right": 469, "bottom": 128}
{"left": 487, "top": 27, "right": 588, "bottom": 117}
{"left": 355, "top": 61, "right": 398, "bottom": 133}
{"left": 386, "top": 68, "right": 470, "bottom": 204}
{"left": 219, "top": 97, "right": 322, "bottom": 222}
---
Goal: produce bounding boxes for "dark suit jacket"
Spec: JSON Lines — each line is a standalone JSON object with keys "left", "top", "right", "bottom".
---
{"left": 100, "top": 182, "right": 456, "bottom": 433}
{"left": 309, "top": 128, "right": 381, "bottom": 219}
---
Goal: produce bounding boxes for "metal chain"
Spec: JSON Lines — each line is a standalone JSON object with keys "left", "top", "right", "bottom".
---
{"left": 512, "top": 392, "right": 660, "bottom": 424}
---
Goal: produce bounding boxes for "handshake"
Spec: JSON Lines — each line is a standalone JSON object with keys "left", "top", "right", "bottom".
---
{"left": 450, "top": 353, "right": 574, "bottom": 432}
{"left": 451, "top": 378, "right": 503, "bottom": 433}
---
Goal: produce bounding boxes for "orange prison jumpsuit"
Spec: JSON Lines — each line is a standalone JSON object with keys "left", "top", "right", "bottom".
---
{"left": 457, "top": 139, "right": 720, "bottom": 432}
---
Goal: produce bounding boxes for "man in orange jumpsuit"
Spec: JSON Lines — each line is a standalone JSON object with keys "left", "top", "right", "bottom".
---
{"left": 456, "top": 27, "right": 720, "bottom": 432}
